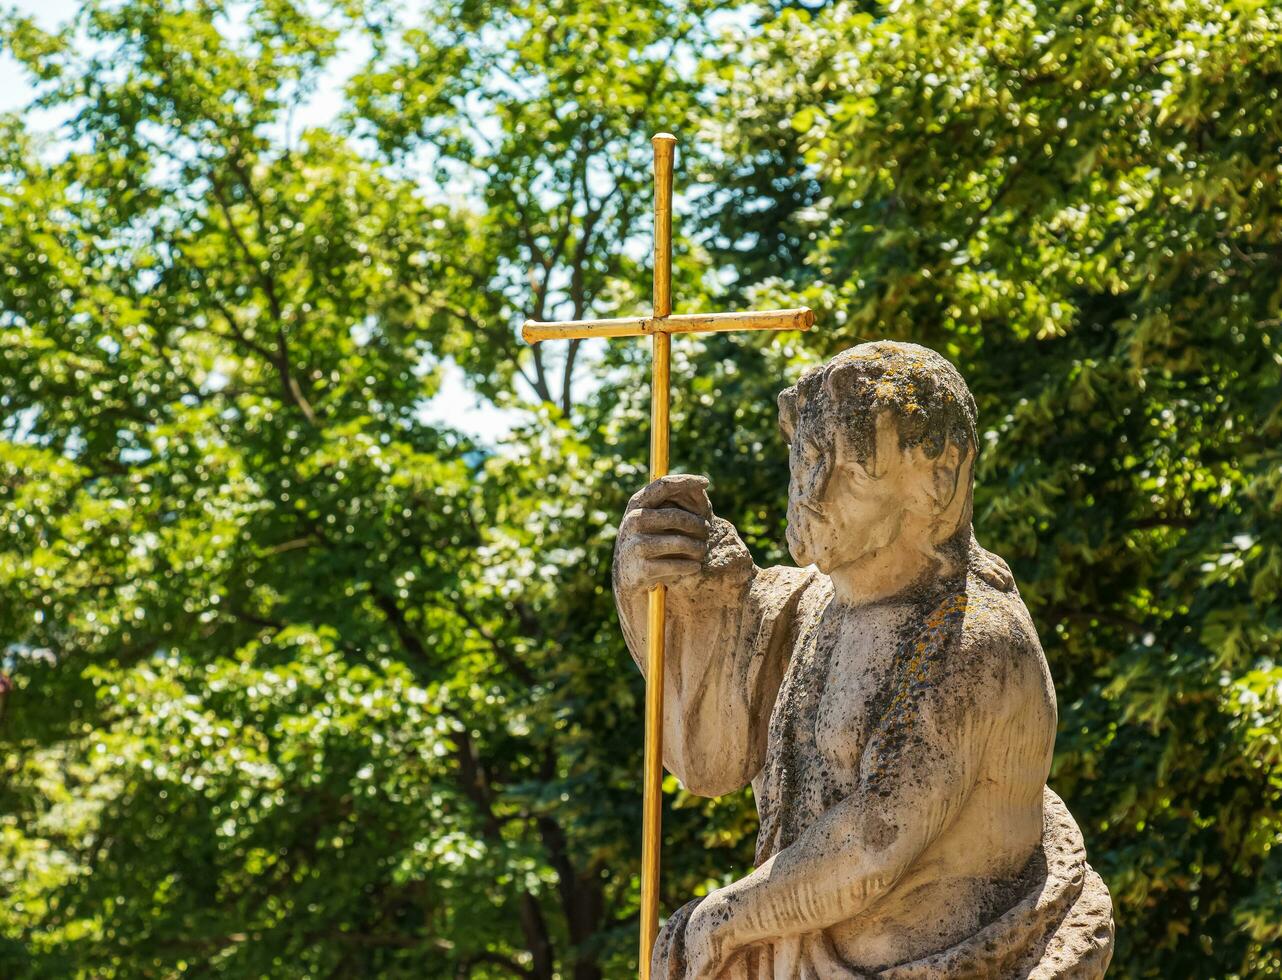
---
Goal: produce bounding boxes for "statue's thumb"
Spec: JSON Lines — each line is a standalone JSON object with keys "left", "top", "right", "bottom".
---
{"left": 634, "top": 474, "right": 712, "bottom": 517}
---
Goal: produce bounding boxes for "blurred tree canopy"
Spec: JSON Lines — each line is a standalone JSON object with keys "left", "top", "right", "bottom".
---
{"left": 1, "top": 0, "right": 1280, "bottom": 977}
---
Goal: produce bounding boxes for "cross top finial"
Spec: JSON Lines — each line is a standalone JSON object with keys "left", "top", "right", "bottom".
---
{"left": 521, "top": 131, "right": 812, "bottom": 344}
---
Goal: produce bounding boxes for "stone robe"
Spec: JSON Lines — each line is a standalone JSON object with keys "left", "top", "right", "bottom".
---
{"left": 616, "top": 518, "right": 1114, "bottom": 978}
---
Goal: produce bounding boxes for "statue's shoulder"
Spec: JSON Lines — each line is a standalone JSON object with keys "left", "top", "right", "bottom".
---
{"left": 954, "top": 560, "right": 1048, "bottom": 690}
{"left": 945, "top": 570, "right": 1058, "bottom": 750}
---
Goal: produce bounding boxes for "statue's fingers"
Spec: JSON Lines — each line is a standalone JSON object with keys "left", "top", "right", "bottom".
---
{"left": 627, "top": 474, "right": 711, "bottom": 514}
{"left": 645, "top": 558, "right": 703, "bottom": 584}
{"left": 629, "top": 507, "right": 709, "bottom": 538}
{"left": 637, "top": 534, "right": 707, "bottom": 561}
{"left": 649, "top": 912, "right": 681, "bottom": 980}
{"left": 621, "top": 506, "right": 706, "bottom": 539}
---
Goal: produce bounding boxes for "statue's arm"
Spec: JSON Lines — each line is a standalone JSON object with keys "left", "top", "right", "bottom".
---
{"left": 689, "top": 651, "right": 992, "bottom": 958}
{"left": 613, "top": 475, "right": 812, "bottom": 797}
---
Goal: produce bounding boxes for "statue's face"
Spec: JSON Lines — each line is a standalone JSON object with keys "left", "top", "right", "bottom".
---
{"left": 785, "top": 410, "right": 915, "bottom": 572}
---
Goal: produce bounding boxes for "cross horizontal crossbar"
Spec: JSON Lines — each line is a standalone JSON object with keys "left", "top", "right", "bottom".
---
{"left": 522, "top": 307, "right": 814, "bottom": 344}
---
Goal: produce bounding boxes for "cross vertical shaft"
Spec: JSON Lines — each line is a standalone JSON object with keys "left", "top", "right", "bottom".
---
{"left": 639, "top": 132, "right": 675, "bottom": 978}
{"left": 519, "top": 132, "right": 813, "bottom": 978}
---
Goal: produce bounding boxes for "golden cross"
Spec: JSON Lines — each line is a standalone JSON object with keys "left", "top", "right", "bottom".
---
{"left": 522, "top": 132, "right": 814, "bottom": 977}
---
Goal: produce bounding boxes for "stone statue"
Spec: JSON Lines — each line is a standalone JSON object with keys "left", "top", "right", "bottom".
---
{"left": 614, "top": 342, "right": 1115, "bottom": 978}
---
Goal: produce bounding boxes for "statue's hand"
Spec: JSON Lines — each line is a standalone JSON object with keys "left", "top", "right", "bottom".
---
{"left": 650, "top": 898, "right": 698, "bottom": 979}
{"left": 616, "top": 474, "right": 713, "bottom": 591}
{"left": 681, "top": 891, "right": 736, "bottom": 979}
{"left": 648, "top": 893, "right": 735, "bottom": 980}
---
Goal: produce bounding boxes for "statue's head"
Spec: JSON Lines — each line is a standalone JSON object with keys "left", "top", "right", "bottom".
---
{"left": 778, "top": 341, "right": 977, "bottom": 576}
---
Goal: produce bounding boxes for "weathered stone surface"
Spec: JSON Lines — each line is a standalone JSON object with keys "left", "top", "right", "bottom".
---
{"left": 614, "top": 341, "right": 1114, "bottom": 978}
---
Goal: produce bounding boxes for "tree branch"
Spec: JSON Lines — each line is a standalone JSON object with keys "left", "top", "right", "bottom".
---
{"left": 450, "top": 598, "right": 539, "bottom": 688}
{"left": 456, "top": 729, "right": 556, "bottom": 979}
{"left": 205, "top": 172, "right": 318, "bottom": 425}
{"left": 459, "top": 951, "right": 534, "bottom": 979}
{"left": 368, "top": 585, "right": 432, "bottom": 670}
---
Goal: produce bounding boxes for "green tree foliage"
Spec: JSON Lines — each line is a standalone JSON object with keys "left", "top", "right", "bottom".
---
{"left": 0, "top": 1, "right": 744, "bottom": 976}
{"left": 1, "top": 0, "right": 1280, "bottom": 977}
